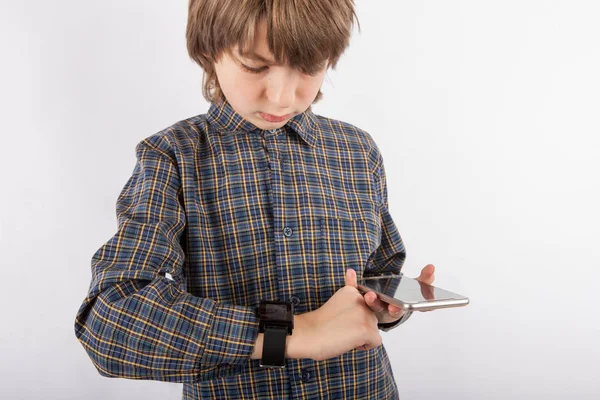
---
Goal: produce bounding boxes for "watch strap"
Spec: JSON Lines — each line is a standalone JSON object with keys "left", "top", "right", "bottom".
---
{"left": 260, "top": 325, "right": 287, "bottom": 368}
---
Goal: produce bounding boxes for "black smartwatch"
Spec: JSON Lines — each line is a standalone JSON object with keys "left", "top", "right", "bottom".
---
{"left": 258, "top": 300, "right": 294, "bottom": 368}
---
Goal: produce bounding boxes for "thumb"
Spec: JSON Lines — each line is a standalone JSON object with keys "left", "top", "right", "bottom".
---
{"left": 345, "top": 268, "right": 357, "bottom": 288}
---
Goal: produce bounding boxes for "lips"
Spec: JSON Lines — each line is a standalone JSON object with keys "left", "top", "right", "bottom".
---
{"left": 259, "top": 112, "right": 292, "bottom": 123}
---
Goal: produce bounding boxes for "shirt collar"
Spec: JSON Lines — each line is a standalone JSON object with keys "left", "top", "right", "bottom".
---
{"left": 207, "top": 99, "right": 318, "bottom": 147}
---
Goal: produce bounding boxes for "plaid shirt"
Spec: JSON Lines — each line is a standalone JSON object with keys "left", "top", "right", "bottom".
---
{"left": 74, "top": 99, "right": 412, "bottom": 399}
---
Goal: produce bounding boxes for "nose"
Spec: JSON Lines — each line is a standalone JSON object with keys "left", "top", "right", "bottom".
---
{"left": 266, "top": 70, "right": 297, "bottom": 110}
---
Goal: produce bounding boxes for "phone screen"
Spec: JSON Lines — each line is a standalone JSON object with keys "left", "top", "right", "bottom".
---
{"left": 358, "top": 274, "right": 467, "bottom": 304}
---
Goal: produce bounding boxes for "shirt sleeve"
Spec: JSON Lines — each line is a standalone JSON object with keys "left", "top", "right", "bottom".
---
{"left": 365, "top": 148, "right": 413, "bottom": 331}
{"left": 74, "top": 137, "right": 259, "bottom": 383}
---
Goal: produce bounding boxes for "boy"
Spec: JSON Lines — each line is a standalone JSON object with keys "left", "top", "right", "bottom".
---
{"left": 74, "top": 1, "right": 436, "bottom": 399}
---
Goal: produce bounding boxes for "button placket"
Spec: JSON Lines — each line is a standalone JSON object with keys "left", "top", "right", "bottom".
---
{"left": 264, "top": 127, "right": 301, "bottom": 310}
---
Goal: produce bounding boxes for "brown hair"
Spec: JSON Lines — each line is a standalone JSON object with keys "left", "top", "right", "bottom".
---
{"left": 186, "top": 0, "right": 360, "bottom": 105}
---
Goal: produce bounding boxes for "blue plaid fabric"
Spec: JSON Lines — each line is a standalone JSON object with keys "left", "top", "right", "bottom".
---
{"left": 74, "top": 99, "right": 412, "bottom": 399}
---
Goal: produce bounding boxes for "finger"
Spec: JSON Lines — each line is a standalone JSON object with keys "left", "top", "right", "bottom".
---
{"left": 417, "top": 264, "right": 436, "bottom": 284}
{"left": 345, "top": 268, "right": 357, "bottom": 288}
{"left": 388, "top": 303, "right": 404, "bottom": 318}
{"left": 422, "top": 264, "right": 435, "bottom": 277}
{"left": 428, "top": 273, "right": 435, "bottom": 285}
{"left": 418, "top": 274, "right": 435, "bottom": 285}
{"left": 364, "top": 291, "right": 385, "bottom": 312}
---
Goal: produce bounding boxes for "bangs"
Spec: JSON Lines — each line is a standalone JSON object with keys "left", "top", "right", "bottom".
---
{"left": 207, "top": 0, "right": 357, "bottom": 70}
{"left": 236, "top": 3, "right": 346, "bottom": 74}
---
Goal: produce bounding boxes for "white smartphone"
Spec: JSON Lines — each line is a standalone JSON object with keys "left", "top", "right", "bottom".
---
{"left": 357, "top": 273, "right": 469, "bottom": 312}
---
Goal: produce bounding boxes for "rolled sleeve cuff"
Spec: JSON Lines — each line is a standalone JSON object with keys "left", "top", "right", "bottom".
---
{"left": 201, "top": 303, "right": 259, "bottom": 366}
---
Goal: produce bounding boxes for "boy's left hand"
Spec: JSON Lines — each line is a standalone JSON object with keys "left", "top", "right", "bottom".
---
{"left": 363, "top": 264, "right": 436, "bottom": 324}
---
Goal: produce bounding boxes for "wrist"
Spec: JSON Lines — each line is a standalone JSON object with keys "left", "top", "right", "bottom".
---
{"left": 286, "top": 312, "right": 314, "bottom": 359}
{"left": 251, "top": 332, "right": 264, "bottom": 360}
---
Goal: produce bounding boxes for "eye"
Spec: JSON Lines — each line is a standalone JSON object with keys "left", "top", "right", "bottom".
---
{"left": 241, "top": 63, "right": 266, "bottom": 74}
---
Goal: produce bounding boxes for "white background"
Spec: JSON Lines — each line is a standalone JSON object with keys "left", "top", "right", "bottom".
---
{"left": 1, "top": 0, "right": 599, "bottom": 399}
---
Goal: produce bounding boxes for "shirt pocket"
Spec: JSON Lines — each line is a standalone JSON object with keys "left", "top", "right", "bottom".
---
{"left": 315, "top": 215, "right": 381, "bottom": 304}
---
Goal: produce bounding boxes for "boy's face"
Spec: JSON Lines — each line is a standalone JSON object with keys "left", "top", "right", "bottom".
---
{"left": 213, "top": 19, "right": 329, "bottom": 130}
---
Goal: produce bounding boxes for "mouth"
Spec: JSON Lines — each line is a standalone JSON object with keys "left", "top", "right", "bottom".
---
{"left": 259, "top": 112, "right": 292, "bottom": 123}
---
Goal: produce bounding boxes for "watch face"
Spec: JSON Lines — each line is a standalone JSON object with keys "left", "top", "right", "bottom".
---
{"left": 266, "top": 303, "right": 287, "bottom": 320}
{"left": 260, "top": 301, "right": 292, "bottom": 322}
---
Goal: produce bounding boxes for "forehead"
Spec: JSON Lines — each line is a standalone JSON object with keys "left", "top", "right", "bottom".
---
{"left": 234, "top": 20, "right": 278, "bottom": 65}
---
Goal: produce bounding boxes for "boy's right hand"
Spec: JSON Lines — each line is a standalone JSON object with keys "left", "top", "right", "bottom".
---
{"left": 299, "top": 268, "right": 382, "bottom": 361}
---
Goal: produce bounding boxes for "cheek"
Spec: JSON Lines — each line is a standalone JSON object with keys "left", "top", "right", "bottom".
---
{"left": 237, "top": 76, "right": 262, "bottom": 96}
{"left": 219, "top": 70, "right": 261, "bottom": 100}
{"left": 301, "top": 74, "right": 326, "bottom": 96}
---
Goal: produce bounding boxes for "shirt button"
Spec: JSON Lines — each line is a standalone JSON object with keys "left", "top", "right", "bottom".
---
{"left": 301, "top": 369, "right": 311, "bottom": 382}
{"left": 283, "top": 226, "right": 293, "bottom": 237}
{"left": 290, "top": 296, "right": 301, "bottom": 307}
